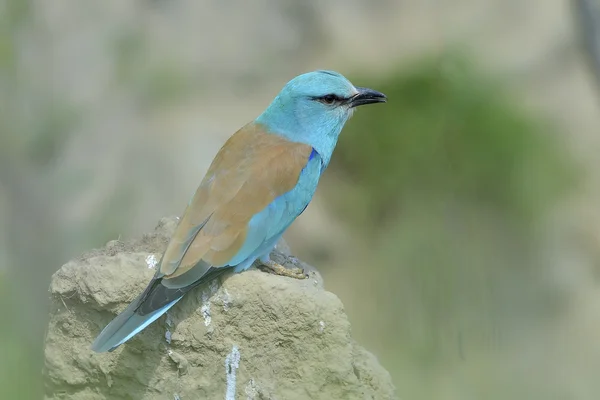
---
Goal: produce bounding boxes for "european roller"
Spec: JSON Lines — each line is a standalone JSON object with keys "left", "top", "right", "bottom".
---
{"left": 91, "top": 70, "right": 386, "bottom": 353}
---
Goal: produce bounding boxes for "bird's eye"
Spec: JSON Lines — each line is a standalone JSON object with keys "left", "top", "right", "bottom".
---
{"left": 321, "top": 94, "right": 338, "bottom": 105}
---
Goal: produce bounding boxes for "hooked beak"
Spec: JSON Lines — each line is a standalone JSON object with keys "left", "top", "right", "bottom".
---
{"left": 349, "top": 87, "right": 387, "bottom": 108}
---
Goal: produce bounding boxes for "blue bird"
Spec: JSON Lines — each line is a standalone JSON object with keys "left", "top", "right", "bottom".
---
{"left": 91, "top": 70, "right": 386, "bottom": 352}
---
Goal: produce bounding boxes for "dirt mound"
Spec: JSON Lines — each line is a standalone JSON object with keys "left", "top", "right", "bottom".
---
{"left": 43, "top": 217, "right": 397, "bottom": 400}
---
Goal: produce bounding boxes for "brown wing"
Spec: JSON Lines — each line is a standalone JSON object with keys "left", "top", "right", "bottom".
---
{"left": 159, "top": 122, "right": 313, "bottom": 279}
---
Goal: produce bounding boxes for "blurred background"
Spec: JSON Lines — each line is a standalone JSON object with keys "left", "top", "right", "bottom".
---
{"left": 2, "top": 0, "right": 600, "bottom": 398}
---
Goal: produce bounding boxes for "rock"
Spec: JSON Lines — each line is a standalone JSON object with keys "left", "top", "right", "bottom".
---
{"left": 43, "top": 217, "right": 397, "bottom": 400}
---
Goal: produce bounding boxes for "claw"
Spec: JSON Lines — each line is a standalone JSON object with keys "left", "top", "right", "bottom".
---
{"left": 258, "top": 259, "right": 308, "bottom": 280}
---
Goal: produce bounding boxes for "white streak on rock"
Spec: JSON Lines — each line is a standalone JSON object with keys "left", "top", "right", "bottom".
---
{"left": 225, "top": 345, "right": 241, "bottom": 400}
{"left": 319, "top": 321, "right": 325, "bottom": 333}
{"left": 199, "top": 281, "right": 220, "bottom": 326}
{"left": 209, "top": 279, "right": 219, "bottom": 294}
{"left": 201, "top": 291, "right": 211, "bottom": 326}
{"left": 165, "top": 313, "right": 173, "bottom": 343}
{"left": 145, "top": 254, "right": 158, "bottom": 269}
{"left": 222, "top": 289, "right": 232, "bottom": 312}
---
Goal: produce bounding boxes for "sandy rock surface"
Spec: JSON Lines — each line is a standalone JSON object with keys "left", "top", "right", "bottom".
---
{"left": 43, "top": 217, "right": 397, "bottom": 400}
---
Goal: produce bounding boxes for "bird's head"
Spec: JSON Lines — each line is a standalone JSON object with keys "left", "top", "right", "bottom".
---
{"left": 256, "top": 70, "right": 386, "bottom": 167}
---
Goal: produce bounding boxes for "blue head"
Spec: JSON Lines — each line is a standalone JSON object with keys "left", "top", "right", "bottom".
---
{"left": 256, "top": 70, "right": 386, "bottom": 167}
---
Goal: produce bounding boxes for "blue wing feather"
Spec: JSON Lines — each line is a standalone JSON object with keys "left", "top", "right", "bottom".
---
{"left": 230, "top": 151, "right": 322, "bottom": 271}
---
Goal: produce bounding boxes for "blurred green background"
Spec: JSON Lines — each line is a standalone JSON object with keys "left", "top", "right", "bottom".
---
{"left": 3, "top": 0, "right": 600, "bottom": 399}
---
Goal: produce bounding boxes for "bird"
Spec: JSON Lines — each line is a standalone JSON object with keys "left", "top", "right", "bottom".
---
{"left": 91, "top": 70, "right": 386, "bottom": 353}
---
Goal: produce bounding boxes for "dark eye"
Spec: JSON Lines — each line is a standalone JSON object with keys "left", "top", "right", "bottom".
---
{"left": 321, "top": 94, "right": 338, "bottom": 105}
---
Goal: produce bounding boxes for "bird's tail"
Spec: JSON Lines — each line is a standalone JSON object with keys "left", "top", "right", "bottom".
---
{"left": 91, "top": 267, "right": 231, "bottom": 353}
{"left": 90, "top": 292, "right": 182, "bottom": 353}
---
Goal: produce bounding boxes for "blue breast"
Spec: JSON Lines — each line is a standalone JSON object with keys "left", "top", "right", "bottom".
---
{"left": 224, "top": 150, "right": 323, "bottom": 267}
{"left": 280, "top": 150, "right": 321, "bottom": 214}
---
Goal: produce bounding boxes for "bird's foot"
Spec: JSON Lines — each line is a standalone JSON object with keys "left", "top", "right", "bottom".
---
{"left": 258, "top": 258, "right": 308, "bottom": 280}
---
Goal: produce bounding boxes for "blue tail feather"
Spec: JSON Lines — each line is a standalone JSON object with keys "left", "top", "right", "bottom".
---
{"left": 91, "top": 296, "right": 182, "bottom": 353}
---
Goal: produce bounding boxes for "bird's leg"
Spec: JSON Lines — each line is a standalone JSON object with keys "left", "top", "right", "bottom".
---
{"left": 257, "top": 254, "right": 308, "bottom": 280}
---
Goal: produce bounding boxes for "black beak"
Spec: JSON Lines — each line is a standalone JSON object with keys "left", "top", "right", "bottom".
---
{"left": 349, "top": 87, "right": 387, "bottom": 108}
